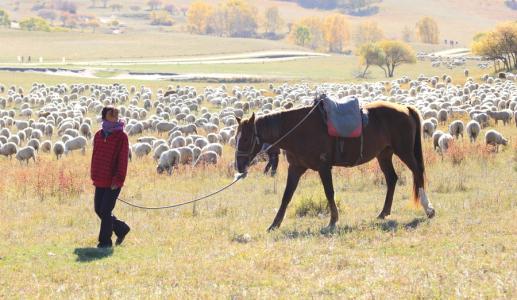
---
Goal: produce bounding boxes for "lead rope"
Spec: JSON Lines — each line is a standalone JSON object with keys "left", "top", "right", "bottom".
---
{"left": 117, "top": 98, "right": 324, "bottom": 210}
{"left": 117, "top": 173, "right": 245, "bottom": 210}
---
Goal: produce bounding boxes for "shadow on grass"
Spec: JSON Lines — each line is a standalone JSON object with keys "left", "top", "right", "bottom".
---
{"left": 276, "top": 217, "right": 429, "bottom": 240}
{"left": 74, "top": 247, "right": 113, "bottom": 262}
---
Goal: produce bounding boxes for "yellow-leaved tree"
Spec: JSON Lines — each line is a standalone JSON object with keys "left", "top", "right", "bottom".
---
{"left": 377, "top": 40, "right": 416, "bottom": 77}
{"left": 187, "top": 1, "right": 213, "bottom": 34}
{"left": 416, "top": 17, "right": 439, "bottom": 44}
{"left": 323, "top": 14, "right": 350, "bottom": 53}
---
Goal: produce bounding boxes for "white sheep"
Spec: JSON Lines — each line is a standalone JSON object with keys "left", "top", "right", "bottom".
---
{"left": 16, "top": 146, "right": 36, "bottom": 164}
{"left": 156, "top": 149, "right": 181, "bottom": 175}
{"left": 465, "top": 120, "right": 481, "bottom": 143}
{"left": 176, "top": 146, "right": 194, "bottom": 164}
{"left": 170, "top": 136, "right": 186, "bottom": 149}
{"left": 438, "top": 133, "right": 454, "bottom": 153}
{"left": 0, "top": 142, "right": 17, "bottom": 159}
{"left": 194, "top": 151, "right": 219, "bottom": 166}
{"left": 201, "top": 143, "right": 223, "bottom": 157}
{"left": 53, "top": 141, "right": 65, "bottom": 160}
{"left": 153, "top": 143, "right": 170, "bottom": 161}
{"left": 422, "top": 120, "right": 435, "bottom": 139}
{"left": 79, "top": 123, "right": 92, "bottom": 139}
{"left": 485, "top": 130, "right": 508, "bottom": 152}
{"left": 64, "top": 136, "right": 87, "bottom": 155}
{"left": 27, "top": 139, "right": 40, "bottom": 152}
{"left": 132, "top": 143, "right": 152, "bottom": 158}
{"left": 40, "top": 140, "right": 52, "bottom": 153}
{"left": 448, "top": 120, "right": 464, "bottom": 139}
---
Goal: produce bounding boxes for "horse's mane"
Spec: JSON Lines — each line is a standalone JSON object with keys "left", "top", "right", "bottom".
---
{"left": 254, "top": 104, "right": 315, "bottom": 141}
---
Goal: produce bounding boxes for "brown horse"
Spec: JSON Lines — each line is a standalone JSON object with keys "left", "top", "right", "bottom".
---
{"left": 235, "top": 95, "right": 435, "bottom": 232}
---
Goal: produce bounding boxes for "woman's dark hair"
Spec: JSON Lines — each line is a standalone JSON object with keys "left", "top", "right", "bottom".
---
{"left": 101, "top": 106, "right": 117, "bottom": 120}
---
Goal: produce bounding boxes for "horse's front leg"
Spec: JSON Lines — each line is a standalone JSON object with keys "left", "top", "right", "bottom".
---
{"left": 318, "top": 165, "right": 338, "bottom": 232}
{"left": 268, "top": 164, "right": 306, "bottom": 231}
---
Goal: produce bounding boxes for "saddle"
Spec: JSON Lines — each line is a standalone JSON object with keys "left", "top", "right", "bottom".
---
{"left": 317, "top": 95, "right": 369, "bottom": 165}
{"left": 321, "top": 95, "right": 368, "bottom": 138}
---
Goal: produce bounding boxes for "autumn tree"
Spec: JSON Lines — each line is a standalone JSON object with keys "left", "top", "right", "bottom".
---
{"left": 187, "top": 1, "right": 213, "bottom": 34}
{"left": 221, "top": 0, "right": 258, "bottom": 38}
{"left": 150, "top": 10, "right": 174, "bottom": 26}
{"left": 88, "top": 17, "right": 100, "bottom": 32}
{"left": 264, "top": 6, "right": 284, "bottom": 37}
{"left": 289, "top": 16, "right": 326, "bottom": 50}
{"left": 20, "top": 17, "right": 51, "bottom": 31}
{"left": 323, "top": 14, "right": 350, "bottom": 52}
{"left": 472, "top": 22, "right": 517, "bottom": 72}
{"left": 355, "top": 20, "right": 384, "bottom": 46}
{"left": 357, "top": 42, "right": 386, "bottom": 77}
{"left": 416, "top": 16, "right": 439, "bottom": 44}
{"left": 292, "top": 25, "right": 310, "bottom": 46}
{"left": 377, "top": 40, "right": 416, "bottom": 77}
{"left": 110, "top": 4, "right": 122, "bottom": 12}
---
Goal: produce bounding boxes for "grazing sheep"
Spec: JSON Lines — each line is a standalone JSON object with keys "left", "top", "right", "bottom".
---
{"left": 472, "top": 113, "right": 489, "bottom": 128}
{"left": 153, "top": 144, "right": 170, "bottom": 161}
{"left": 448, "top": 120, "right": 464, "bottom": 139}
{"left": 170, "top": 136, "right": 186, "bottom": 149}
{"left": 16, "top": 146, "right": 36, "bottom": 164}
{"left": 432, "top": 130, "right": 444, "bottom": 150}
{"left": 465, "top": 120, "right": 481, "bottom": 143}
{"left": 194, "top": 151, "right": 219, "bottom": 166}
{"left": 53, "top": 141, "right": 65, "bottom": 159}
{"left": 7, "top": 135, "right": 20, "bottom": 146}
{"left": 40, "top": 140, "right": 52, "bottom": 153}
{"left": 201, "top": 143, "right": 223, "bottom": 157}
{"left": 176, "top": 146, "right": 194, "bottom": 164}
{"left": 422, "top": 120, "right": 435, "bottom": 139}
{"left": 132, "top": 143, "right": 152, "bottom": 158}
{"left": 64, "top": 136, "right": 87, "bottom": 155}
{"left": 485, "top": 130, "right": 508, "bottom": 152}
{"left": 487, "top": 110, "right": 513, "bottom": 126}
{"left": 156, "top": 149, "right": 181, "bottom": 175}
{"left": 137, "top": 136, "right": 157, "bottom": 145}
{"left": 438, "top": 133, "right": 454, "bottom": 153}
{"left": 0, "top": 142, "right": 17, "bottom": 159}
{"left": 194, "top": 137, "right": 209, "bottom": 149}
{"left": 27, "top": 138, "right": 40, "bottom": 152}
{"left": 437, "top": 109, "right": 448, "bottom": 125}
{"left": 79, "top": 123, "right": 92, "bottom": 139}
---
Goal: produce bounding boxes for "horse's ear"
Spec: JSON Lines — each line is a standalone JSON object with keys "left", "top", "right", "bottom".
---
{"left": 250, "top": 112, "right": 255, "bottom": 122}
{"left": 236, "top": 117, "right": 241, "bottom": 124}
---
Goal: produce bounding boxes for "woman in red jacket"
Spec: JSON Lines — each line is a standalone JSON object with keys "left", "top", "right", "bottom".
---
{"left": 91, "top": 106, "right": 130, "bottom": 248}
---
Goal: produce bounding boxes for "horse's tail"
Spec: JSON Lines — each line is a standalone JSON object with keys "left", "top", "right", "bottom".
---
{"left": 407, "top": 106, "right": 425, "bottom": 206}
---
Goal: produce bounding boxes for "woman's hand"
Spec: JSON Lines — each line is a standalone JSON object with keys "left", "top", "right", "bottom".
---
{"left": 111, "top": 184, "right": 119, "bottom": 190}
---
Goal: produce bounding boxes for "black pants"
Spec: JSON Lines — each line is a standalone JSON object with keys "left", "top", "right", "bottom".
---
{"left": 94, "top": 187, "right": 129, "bottom": 245}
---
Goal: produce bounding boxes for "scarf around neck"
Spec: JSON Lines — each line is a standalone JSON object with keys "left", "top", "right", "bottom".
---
{"left": 102, "top": 120, "right": 124, "bottom": 134}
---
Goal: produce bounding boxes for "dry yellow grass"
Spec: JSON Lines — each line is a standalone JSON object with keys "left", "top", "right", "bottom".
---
{"left": 0, "top": 76, "right": 516, "bottom": 298}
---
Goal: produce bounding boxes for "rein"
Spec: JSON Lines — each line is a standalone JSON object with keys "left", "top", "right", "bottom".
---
{"left": 118, "top": 98, "right": 324, "bottom": 210}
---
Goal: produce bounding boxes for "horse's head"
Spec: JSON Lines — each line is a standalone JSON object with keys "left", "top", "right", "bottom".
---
{"left": 234, "top": 113, "right": 262, "bottom": 174}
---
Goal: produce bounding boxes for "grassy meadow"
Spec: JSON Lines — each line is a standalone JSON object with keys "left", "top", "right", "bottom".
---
{"left": 0, "top": 71, "right": 516, "bottom": 298}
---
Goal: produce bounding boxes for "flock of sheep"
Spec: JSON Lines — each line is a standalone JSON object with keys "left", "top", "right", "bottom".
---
{"left": 0, "top": 71, "right": 515, "bottom": 174}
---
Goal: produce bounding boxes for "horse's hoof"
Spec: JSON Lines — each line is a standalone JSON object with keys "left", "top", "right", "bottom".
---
{"left": 377, "top": 212, "right": 389, "bottom": 219}
{"left": 426, "top": 208, "right": 436, "bottom": 219}
{"left": 267, "top": 224, "right": 278, "bottom": 232}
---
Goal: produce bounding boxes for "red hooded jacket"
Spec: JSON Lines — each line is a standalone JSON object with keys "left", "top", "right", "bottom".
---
{"left": 90, "top": 129, "right": 129, "bottom": 188}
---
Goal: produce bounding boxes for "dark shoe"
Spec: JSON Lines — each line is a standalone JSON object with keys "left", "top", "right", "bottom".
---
{"left": 115, "top": 226, "right": 130, "bottom": 246}
{"left": 97, "top": 242, "right": 112, "bottom": 249}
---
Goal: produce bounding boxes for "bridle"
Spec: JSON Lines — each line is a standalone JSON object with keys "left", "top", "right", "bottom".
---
{"left": 235, "top": 122, "right": 261, "bottom": 167}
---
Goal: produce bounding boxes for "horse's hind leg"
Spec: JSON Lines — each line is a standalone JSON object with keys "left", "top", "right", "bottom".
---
{"left": 395, "top": 151, "right": 435, "bottom": 218}
{"left": 318, "top": 165, "right": 338, "bottom": 231}
{"left": 268, "top": 164, "right": 306, "bottom": 231}
{"left": 377, "top": 148, "right": 397, "bottom": 219}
